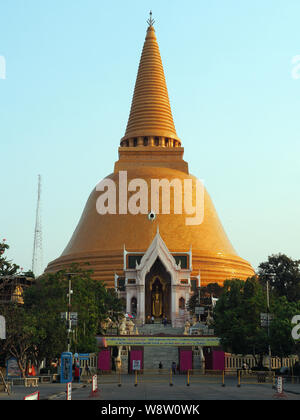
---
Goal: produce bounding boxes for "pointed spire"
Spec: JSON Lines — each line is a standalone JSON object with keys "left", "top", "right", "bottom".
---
{"left": 147, "top": 10, "right": 155, "bottom": 27}
{"left": 120, "top": 15, "right": 181, "bottom": 147}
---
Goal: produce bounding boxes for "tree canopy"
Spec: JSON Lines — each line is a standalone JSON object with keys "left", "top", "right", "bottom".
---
{"left": 213, "top": 274, "right": 300, "bottom": 365}
{"left": 24, "top": 265, "right": 124, "bottom": 358}
{"left": 0, "top": 239, "right": 20, "bottom": 276}
{"left": 1, "top": 258, "right": 124, "bottom": 375}
{"left": 258, "top": 253, "right": 300, "bottom": 302}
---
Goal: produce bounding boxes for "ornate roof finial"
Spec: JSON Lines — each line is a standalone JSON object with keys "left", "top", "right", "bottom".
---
{"left": 147, "top": 10, "right": 155, "bottom": 27}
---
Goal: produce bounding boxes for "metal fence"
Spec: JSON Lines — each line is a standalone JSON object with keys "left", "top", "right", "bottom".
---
{"left": 97, "top": 368, "right": 300, "bottom": 390}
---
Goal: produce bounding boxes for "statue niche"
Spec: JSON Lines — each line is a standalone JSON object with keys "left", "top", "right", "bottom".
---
{"left": 145, "top": 258, "right": 171, "bottom": 322}
{"left": 151, "top": 278, "right": 163, "bottom": 318}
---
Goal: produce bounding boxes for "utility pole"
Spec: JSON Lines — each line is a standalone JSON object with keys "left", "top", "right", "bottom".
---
{"left": 32, "top": 175, "right": 43, "bottom": 277}
{"left": 196, "top": 271, "right": 201, "bottom": 321}
{"left": 266, "top": 274, "right": 275, "bottom": 372}
{"left": 66, "top": 273, "right": 76, "bottom": 352}
{"left": 266, "top": 279, "right": 271, "bottom": 371}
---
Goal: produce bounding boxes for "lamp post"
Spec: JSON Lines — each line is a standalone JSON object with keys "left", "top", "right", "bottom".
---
{"left": 266, "top": 273, "right": 275, "bottom": 372}
{"left": 196, "top": 271, "right": 201, "bottom": 321}
{"left": 66, "top": 273, "right": 76, "bottom": 352}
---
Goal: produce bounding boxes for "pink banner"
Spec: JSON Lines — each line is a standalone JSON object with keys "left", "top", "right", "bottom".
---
{"left": 98, "top": 349, "right": 111, "bottom": 371}
{"left": 130, "top": 350, "right": 143, "bottom": 372}
{"left": 180, "top": 350, "right": 192, "bottom": 372}
{"left": 212, "top": 351, "right": 225, "bottom": 370}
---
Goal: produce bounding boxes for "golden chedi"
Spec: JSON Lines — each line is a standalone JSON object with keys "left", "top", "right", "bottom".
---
{"left": 46, "top": 18, "right": 254, "bottom": 326}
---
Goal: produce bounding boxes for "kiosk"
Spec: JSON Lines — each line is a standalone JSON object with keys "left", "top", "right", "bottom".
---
{"left": 60, "top": 352, "right": 73, "bottom": 383}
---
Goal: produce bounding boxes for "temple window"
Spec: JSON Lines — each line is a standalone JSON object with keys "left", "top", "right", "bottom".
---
{"left": 128, "top": 279, "right": 136, "bottom": 284}
{"left": 173, "top": 255, "right": 188, "bottom": 268}
{"left": 131, "top": 297, "right": 137, "bottom": 315}
{"left": 179, "top": 297, "right": 185, "bottom": 310}
{"left": 128, "top": 255, "right": 143, "bottom": 268}
{"left": 117, "top": 277, "right": 126, "bottom": 291}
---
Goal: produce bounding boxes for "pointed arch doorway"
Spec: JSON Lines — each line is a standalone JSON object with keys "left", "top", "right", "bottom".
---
{"left": 145, "top": 258, "right": 171, "bottom": 322}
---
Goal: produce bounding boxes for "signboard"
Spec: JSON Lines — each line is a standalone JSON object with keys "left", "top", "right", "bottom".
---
{"left": 0, "top": 315, "right": 5, "bottom": 339}
{"left": 60, "top": 312, "right": 78, "bottom": 326}
{"left": 260, "top": 313, "right": 274, "bottom": 327}
{"left": 277, "top": 376, "right": 283, "bottom": 394}
{"left": 195, "top": 307, "right": 204, "bottom": 315}
{"left": 132, "top": 360, "right": 141, "bottom": 371}
{"left": 66, "top": 382, "right": 72, "bottom": 400}
{"left": 24, "top": 391, "right": 40, "bottom": 400}
{"left": 78, "top": 353, "right": 90, "bottom": 361}
{"left": 6, "top": 357, "right": 21, "bottom": 378}
{"left": 99, "top": 336, "right": 220, "bottom": 347}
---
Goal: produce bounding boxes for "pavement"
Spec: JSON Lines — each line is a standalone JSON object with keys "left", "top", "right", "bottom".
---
{"left": 0, "top": 374, "right": 299, "bottom": 401}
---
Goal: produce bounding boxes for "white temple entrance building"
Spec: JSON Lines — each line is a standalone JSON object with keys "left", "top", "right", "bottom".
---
{"left": 115, "top": 229, "right": 196, "bottom": 327}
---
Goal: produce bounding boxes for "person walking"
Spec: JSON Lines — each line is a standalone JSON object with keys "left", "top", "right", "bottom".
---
{"left": 172, "top": 361, "right": 177, "bottom": 375}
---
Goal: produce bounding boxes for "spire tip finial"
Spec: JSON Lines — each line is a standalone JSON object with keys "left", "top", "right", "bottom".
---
{"left": 147, "top": 10, "right": 155, "bottom": 27}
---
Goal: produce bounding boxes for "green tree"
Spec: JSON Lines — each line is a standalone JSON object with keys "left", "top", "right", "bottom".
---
{"left": 213, "top": 277, "right": 269, "bottom": 366}
{"left": 0, "top": 239, "right": 20, "bottom": 276}
{"left": 214, "top": 275, "right": 300, "bottom": 366}
{"left": 258, "top": 253, "right": 300, "bottom": 302}
{"left": 0, "top": 303, "right": 38, "bottom": 378}
{"left": 24, "top": 265, "right": 124, "bottom": 364}
{"left": 269, "top": 296, "right": 300, "bottom": 359}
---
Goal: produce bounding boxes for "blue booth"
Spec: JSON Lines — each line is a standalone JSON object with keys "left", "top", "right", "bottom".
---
{"left": 60, "top": 352, "right": 73, "bottom": 383}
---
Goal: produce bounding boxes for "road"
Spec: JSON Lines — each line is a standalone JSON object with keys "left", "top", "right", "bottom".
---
{"left": 1, "top": 374, "right": 298, "bottom": 400}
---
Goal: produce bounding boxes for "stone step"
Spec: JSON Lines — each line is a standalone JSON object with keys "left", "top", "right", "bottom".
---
{"left": 137, "top": 324, "right": 184, "bottom": 336}
{"left": 143, "top": 346, "right": 179, "bottom": 370}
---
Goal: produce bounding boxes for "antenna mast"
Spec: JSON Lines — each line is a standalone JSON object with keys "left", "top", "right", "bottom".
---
{"left": 32, "top": 174, "right": 43, "bottom": 277}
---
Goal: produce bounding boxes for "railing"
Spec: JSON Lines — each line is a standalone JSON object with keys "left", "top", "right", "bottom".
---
{"left": 97, "top": 368, "right": 300, "bottom": 390}
{"left": 237, "top": 370, "right": 275, "bottom": 387}
{"left": 225, "top": 355, "right": 298, "bottom": 371}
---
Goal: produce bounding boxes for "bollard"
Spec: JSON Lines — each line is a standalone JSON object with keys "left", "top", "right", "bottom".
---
{"left": 187, "top": 369, "right": 190, "bottom": 386}
{"left": 272, "top": 372, "right": 276, "bottom": 389}
{"left": 134, "top": 369, "right": 138, "bottom": 387}
{"left": 237, "top": 369, "right": 241, "bottom": 387}
{"left": 169, "top": 369, "right": 173, "bottom": 386}
{"left": 118, "top": 369, "right": 122, "bottom": 387}
{"left": 222, "top": 370, "right": 225, "bottom": 387}
{"left": 89, "top": 374, "right": 100, "bottom": 398}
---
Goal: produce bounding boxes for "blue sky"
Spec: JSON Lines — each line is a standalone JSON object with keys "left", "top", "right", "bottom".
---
{"left": 1, "top": 0, "right": 300, "bottom": 275}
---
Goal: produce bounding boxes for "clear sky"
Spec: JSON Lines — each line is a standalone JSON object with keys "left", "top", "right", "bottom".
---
{"left": 1, "top": 0, "right": 300, "bottom": 275}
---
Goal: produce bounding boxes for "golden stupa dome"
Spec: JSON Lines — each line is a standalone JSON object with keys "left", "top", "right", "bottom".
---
{"left": 46, "top": 21, "right": 254, "bottom": 286}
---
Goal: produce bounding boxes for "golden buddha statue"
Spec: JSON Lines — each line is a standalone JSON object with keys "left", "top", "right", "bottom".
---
{"left": 152, "top": 285, "right": 162, "bottom": 318}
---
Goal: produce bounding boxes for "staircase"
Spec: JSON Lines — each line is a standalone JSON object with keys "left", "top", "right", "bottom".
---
{"left": 143, "top": 345, "right": 179, "bottom": 370}
{"left": 137, "top": 322, "right": 184, "bottom": 336}
{"left": 132, "top": 322, "right": 185, "bottom": 371}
